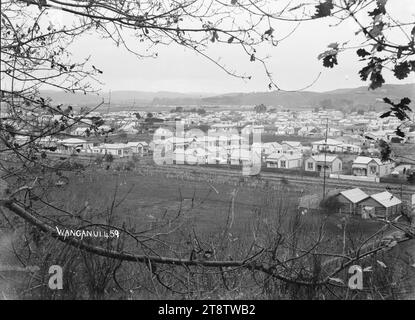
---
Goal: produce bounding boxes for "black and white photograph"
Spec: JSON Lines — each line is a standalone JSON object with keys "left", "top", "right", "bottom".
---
{"left": 1, "top": 0, "right": 415, "bottom": 307}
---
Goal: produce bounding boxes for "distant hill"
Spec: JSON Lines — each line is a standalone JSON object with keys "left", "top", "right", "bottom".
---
{"left": 169, "top": 84, "right": 415, "bottom": 110}
{"left": 40, "top": 83, "right": 414, "bottom": 111}
{"left": 40, "top": 90, "right": 215, "bottom": 106}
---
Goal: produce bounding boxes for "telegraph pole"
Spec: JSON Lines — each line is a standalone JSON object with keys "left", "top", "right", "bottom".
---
{"left": 322, "top": 117, "right": 328, "bottom": 199}
{"left": 106, "top": 89, "right": 112, "bottom": 114}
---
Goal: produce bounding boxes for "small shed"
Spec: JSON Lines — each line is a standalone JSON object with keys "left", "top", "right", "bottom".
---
{"left": 335, "top": 188, "right": 369, "bottom": 215}
{"left": 358, "top": 191, "right": 402, "bottom": 218}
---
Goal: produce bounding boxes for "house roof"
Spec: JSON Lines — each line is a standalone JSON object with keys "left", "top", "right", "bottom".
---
{"left": 266, "top": 152, "right": 302, "bottom": 161}
{"left": 100, "top": 143, "right": 131, "bottom": 150}
{"left": 230, "top": 149, "right": 260, "bottom": 159}
{"left": 59, "top": 138, "right": 87, "bottom": 145}
{"left": 339, "top": 188, "right": 369, "bottom": 203}
{"left": 353, "top": 156, "right": 383, "bottom": 165}
{"left": 73, "top": 127, "right": 89, "bottom": 132}
{"left": 370, "top": 191, "right": 402, "bottom": 208}
{"left": 313, "top": 138, "right": 342, "bottom": 146}
{"left": 309, "top": 154, "right": 338, "bottom": 163}
{"left": 341, "top": 143, "right": 361, "bottom": 149}
{"left": 126, "top": 141, "right": 148, "bottom": 147}
{"left": 282, "top": 141, "right": 302, "bottom": 148}
{"left": 263, "top": 142, "right": 282, "bottom": 148}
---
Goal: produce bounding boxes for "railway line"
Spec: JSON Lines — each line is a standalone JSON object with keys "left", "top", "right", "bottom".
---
{"left": 13, "top": 151, "right": 414, "bottom": 199}
{"left": 138, "top": 163, "right": 415, "bottom": 199}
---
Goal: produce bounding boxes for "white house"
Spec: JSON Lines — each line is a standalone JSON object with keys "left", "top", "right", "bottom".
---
{"left": 99, "top": 143, "right": 131, "bottom": 158}
{"left": 339, "top": 143, "right": 362, "bottom": 154}
{"left": 352, "top": 156, "right": 394, "bottom": 177}
{"left": 265, "top": 153, "right": 303, "bottom": 169}
{"left": 58, "top": 138, "right": 92, "bottom": 153}
{"left": 253, "top": 142, "right": 283, "bottom": 158}
{"left": 312, "top": 139, "right": 343, "bottom": 153}
{"left": 281, "top": 141, "right": 303, "bottom": 154}
{"left": 312, "top": 138, "right": 361, "bottom": 154}
{"left": 72, "top": 127, "right": 90, "bottom": 136}
{"left": 305, "top": 154, "right": 343, "bottom": 174}
{"left": 126, "top": 141, "right": 148, "bottom": 155}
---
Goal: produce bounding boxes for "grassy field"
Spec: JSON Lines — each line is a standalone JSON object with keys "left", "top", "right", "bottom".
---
{"left": 5, "top": 167, "right": 410, "bottom": 299}
{"left": 46, "top": 170, "right": 386, "bottom": 247}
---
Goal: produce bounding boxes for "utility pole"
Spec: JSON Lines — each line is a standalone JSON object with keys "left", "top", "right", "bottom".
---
{"left": 106, "top": 89, "right": 112, "bottom": 114}
{"left": 322, "top": 117, "right": 328, "bottom": 200}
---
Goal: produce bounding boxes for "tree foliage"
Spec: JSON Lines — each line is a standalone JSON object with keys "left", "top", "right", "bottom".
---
{"left": 254, "top": 103, "right": 267, "bottom": 113}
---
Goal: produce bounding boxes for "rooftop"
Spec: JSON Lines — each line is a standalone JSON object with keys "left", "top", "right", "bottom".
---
{"left": 313, "top": 138, "right": 342, "bottom": 145}
{"left": 266, "top": 152, "right": 302, "bottom": 161}
{"left": 353, "top": 156, "right": 383, "bottom": 165}
{"left": 309, "top": 154, "right": 338, "bottom": 163}
{"left": 370, "top": 191, "right": 402, "bottom": 208}
{"left": 339, "top": 188, "right": 369, "bottom": 203}
{"left": 59, "top": 138, "right": 87, "bottom": 144}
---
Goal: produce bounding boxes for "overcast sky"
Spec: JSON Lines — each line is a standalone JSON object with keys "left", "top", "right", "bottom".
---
{"left": 63, "top": 1, "right": 414, "bottom": 93}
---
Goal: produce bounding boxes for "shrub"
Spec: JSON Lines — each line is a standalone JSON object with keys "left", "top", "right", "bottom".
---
{"left": 104, "top": 153, "right": 114, "bottom": 163}
{"left": 319, "top": 195, "right": 342, "bottom": 214}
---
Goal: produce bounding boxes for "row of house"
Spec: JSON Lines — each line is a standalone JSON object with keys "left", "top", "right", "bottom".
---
{"left": 264, "top": 152, "right": 394, "bottom": 178}
{"left": 169, "top": 147, "right": 261, "bottom": 166}
{"left": 88, "top": 141, "right": 149, "bottom": 157}
{"left": 265, "top": 154, "right": 343, "bottom": 174}
{"left": 150, "top": 134, "right": 396, "bottom": 179}
{"left": 27, "top": 137, "right": 150, "bottom": 158}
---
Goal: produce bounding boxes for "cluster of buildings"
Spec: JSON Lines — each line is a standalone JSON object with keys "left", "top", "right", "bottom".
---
{"left": 151, "top": 133, "right": 257, "bottom": 166}
{"left": 6, "top": 106, "right": 414, "bottom": 180}
{"left": 260, "top": 140, "right": 395, "bottom": 180}
{"left": 335, "top": 188, "right": 402, "bottom": 218}
{"left": 13, "top": 136, "right": 149, "bottom": 159}
{"left": 299, "top": 188, "right": 402, "bottom": 219}
{"left": 146, "top": 131, "right": 399, "bottom": 181}
{"left": 58, "top": 108, "right": 415, "bottom": 145}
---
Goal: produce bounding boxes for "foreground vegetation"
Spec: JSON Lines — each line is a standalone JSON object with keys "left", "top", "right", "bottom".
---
{"left": 1, "top": 167, "right": 414, "bottom": 299}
